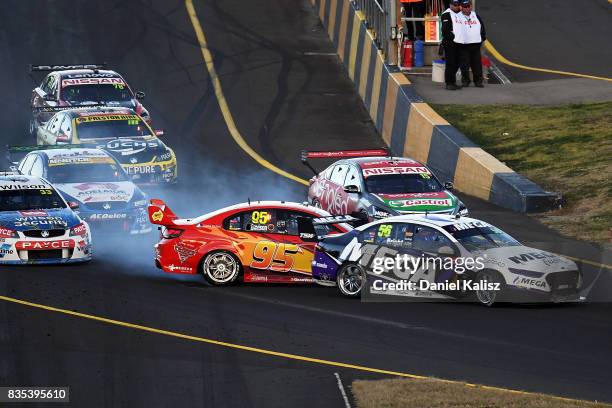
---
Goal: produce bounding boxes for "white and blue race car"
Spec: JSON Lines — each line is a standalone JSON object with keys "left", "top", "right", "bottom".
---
{"left": 0, "top": 173, "right": 92, "bottom": 264}
{"left": 303, "top": 214, "right": 584, "bottom": 305}
{"left": 16, "top": 148, "right": 150, "bottom": 234}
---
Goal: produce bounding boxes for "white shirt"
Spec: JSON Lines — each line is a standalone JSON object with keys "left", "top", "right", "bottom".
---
{"left": 454, "top": 11, "right": 482, "bottom": 44}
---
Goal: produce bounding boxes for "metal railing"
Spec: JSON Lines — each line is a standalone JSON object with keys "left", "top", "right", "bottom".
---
{"left": 353, "top": 0, "right": 389, "bottom": 55}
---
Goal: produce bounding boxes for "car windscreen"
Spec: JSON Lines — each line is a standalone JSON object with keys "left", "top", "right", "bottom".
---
{"left": 365, "top": 174, "right": 442, "bottom": 194}
{"left": 75, "top": 115, "right": 152, "bottom": 140}
{"left": 443, "top": 224, "right": 521, "bottom": 251}
{"left": 0, "top": 189, "right": 66, "bottom": 211}
{"left": 47, "top": 162, "right": 127, "bottom": 183}
{"left": 61, "top": 84, "right": 133, "bottom": 103}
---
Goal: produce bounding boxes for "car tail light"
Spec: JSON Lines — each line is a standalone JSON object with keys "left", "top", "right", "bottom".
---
{"left": 161, "top": 226, "right": 183, "bottom": 239}
{"left": 69, "top": 223, "right": 87, "bottom": 237}
{"left": 0, "top": 227, "right": 17, "bottom": 238}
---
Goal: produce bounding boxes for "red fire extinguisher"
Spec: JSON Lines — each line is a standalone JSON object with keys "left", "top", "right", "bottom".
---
{"left": 402, "top": 37, "right": 413, "bottom": 69}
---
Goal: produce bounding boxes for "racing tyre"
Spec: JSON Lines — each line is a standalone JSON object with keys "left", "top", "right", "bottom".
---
{"left": 474, "top": 270, "right": 505, "bottom": 307}
{"left": 337, "top": 263, "right": 365, "bottom": 297}
{"left": 201, "top": 251, "right": 241, "bottom": 286}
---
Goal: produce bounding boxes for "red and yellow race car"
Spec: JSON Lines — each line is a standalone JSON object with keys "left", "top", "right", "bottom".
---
{"left": 148, "top": 199, "right": 351, "bottom": 285}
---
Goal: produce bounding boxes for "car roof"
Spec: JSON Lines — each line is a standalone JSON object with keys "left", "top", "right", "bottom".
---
{"left": 56, "top": 69, "right": 122, "bottom": 78}
{"left": 62, "top": 107, "right": 136, "bottom": 118}
{"left": 175, "top": 201, "right": 333, "bottom": 226}
{"left": 39, "top": 148, "right": 112, "bottom": 160}
{"left": 356, "top": 214, "right": 490, "bottom": 230}
{"left": 0, "top": 174, "right": 52, "bottom": 187}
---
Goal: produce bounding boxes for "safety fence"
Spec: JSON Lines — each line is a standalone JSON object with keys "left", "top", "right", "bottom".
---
{"left": 353, "top": 0, "right": 389, "bottom": 54}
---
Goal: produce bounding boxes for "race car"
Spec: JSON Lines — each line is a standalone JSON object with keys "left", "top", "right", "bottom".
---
{"left": 302, "top": 149, "right": 468, "bottom": 221}
{"left": 0, "top": 173, "right": 92, "bottom": 264}
{"left": 16, "top": 148, "right": 150, "bottom": 235}
{"left": 29, "top": 64, "right": 150, "bottom": 134}
{"left": 12, "top": 106, "right": 177, "bottom": 184}
{"left": 302, "top": 214, "right": 583, "bottom": 305}
{"left": 148, "top": 199, "right": 351, "bottom": 285}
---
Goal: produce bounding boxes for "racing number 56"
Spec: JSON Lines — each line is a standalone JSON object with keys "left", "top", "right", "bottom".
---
{"left": 251, "top": 241, "right": 299, "bottom": 272}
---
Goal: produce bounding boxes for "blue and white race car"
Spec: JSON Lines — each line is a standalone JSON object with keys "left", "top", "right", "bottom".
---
{"left": 301, "top": 214, "right": 583, "bottom": 305}
{"left": 17, "top": 148, "right": 150, "bottom": 234}
{"left": 0, "top": 173, "right": 92, "bottom": 264}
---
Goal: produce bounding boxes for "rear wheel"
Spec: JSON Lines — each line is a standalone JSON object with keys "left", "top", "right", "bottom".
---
{"left": 201, "top": 251, "right": 241, "bottom": 286}
{"left": 474, "top": 270, "right": 505, "bottom": 306}
{"left": 337, "top": 263, "right": 365, "bottom": 297}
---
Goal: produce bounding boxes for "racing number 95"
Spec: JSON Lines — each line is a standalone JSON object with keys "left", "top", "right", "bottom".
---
{"left": 251, "top": 211, "right": 271, "bottom": 225}
{"left": 251, "top": 241, "right": 299, "bottom": 272}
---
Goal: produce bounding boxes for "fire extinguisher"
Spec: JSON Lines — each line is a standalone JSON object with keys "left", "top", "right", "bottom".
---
{"left": 402, "top": 37, "right": 413, "bottom": 70}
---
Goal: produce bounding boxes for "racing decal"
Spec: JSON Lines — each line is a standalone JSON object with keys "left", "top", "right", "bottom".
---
{"left": 0, "top": 228, "right": 15, "bottom": 238}
{"left": 0, "top": 243, "right": 14, "bottom": 258}
{"left": 19, "top": 210, "right": 48, "bottom": 217}
{"left": 166, "top": 264, "right": 193, "bottom": 273}
{"left": 16, "top": 240, "right": 74, "bottom": 250}
{"left": 64, "top": 73, "right": 117, "bottom": 79}
{"left": 174, "top": 241, "right": 198, "bottom": 263}
{"left": 49, "top": 157, "right": 114, "bottom": 166}
{"left": 76, "top": 114, "right": 139, "bottom": 123}
{"left": 151, "top": 210, "right": 163, "bottom": 222}
{"left": 508, "top": 251, "right": 558, "bottom": 265}
{"left": 362, "top": 166, "right": 431, "bottom": 177}
{"left": 250, "top": 241, "right": 300, "bottom": 272}
{"left": 0, "top": 184, "right": 50, "bottom": 190}
{"left": 512, "top": 276, "right": 547, "bottom": 290}
{"left": 311, "top": 178, "right": 350, "bottom": 215}
{"left": 389, "top": 199, "right": 452, "bottom": 208}
{"left": 89, "top": 214, "right": 127, "bottom": 220}
{"left": 304, "top": 149, "right": 388, "bottom": 159}
{"left": 452, "top": 221, "right": 489, "bottom": 231}
{"left": 100, "top": 139, "right": 160, "bottom": 157}
{"left": 59, "top": 182, "right": 133, "bottom": 203}
{"left": 61, "top": 78, "right": 125, "bottom": 87}
{"left": 14, "top": 216, "right": 68, "bottom": 228}
{"left": 312, "top": 215, "right": 358, "bottom": 225}
{"left": 125, "top": 166, "right": 157, "bottom": 174}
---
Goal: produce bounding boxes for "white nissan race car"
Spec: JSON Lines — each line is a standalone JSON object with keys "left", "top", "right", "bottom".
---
{"left": 305, "top": 214, "right": 584, "bottom": 305}
{"left": 0, "top": 173, "right": 92, "bottom": 264}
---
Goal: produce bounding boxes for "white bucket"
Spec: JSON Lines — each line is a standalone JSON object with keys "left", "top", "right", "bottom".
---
{"left": 432, "top": 60, "right": 445, "bottom": 83}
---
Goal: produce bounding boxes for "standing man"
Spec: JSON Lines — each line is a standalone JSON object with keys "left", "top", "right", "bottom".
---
{"left": 458, "top": 0, "right": 486, "bottom": 87}
{"left": 441, "top": 0, "right": 463, "bottom": 90}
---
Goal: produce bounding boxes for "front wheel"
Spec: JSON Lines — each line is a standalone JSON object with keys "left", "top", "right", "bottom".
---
{"left": 201, "top": 251, "right": 241, "bottom": 286}
{"left": 337, "top": 263, "right": 365, "bottom": 297}
{"left": 474, "top": 270, "right": 505, "bottom": 306}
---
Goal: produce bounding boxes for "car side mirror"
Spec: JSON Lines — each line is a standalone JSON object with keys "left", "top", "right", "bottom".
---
{"left": 437, "top": 246, "right": 455, "bottom": 256}
{"left": 135, "top": 91, "right": 145, "bottom": 100}
{"left": 344, "top": 185, "right": 361, "bottom": 194}
{"left": 68, "top": 201, "right": 79, "bottom": 210}
{"left": 443, "top": 181, "right": 454, "bottom": 191}
{"left": 154, "top": 129, "right": 165, "bottom": 137}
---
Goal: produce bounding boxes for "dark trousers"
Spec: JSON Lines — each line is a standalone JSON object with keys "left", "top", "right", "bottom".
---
{"left": 460, "top": 43, "right": 483, "bottom": 84}
{"left": 443, "top": 42, "right": 460, "bottom": 85}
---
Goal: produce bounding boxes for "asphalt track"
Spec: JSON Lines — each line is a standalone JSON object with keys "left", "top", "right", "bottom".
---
{"left": 478, "top": 0, "right": 612, "bottom": 82}
{"left": 0, "top": 1, "right": 611, "bottom": 407}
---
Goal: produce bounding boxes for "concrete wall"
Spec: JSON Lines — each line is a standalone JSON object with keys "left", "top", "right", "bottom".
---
{"left": 310, "top": 0, "right": 559, "bottom": 212}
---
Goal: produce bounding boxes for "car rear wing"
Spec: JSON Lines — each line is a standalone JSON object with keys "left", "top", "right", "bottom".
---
{"left": 297, "top": 215, "right": 358, "bottom": 242}
{"left": 148, "top": 199, "right": 179, "bottom": 227}
{"left": 300, "top": 148, "right": 391, "bottom": 175}
{"left": 5, "top": 144, "right": 83, "bottom": 167}
{"left": 29, "top": 64, "right": 107, "bottom": 72}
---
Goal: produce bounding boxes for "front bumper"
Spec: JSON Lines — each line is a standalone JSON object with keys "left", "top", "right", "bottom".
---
{"left": 0, "top": 236, "right": 92, "bottom": 265}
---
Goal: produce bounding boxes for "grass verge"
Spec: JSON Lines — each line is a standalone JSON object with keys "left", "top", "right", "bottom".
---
{"left": 432, "top": 102, "right": 612, "bottom": 243}
{"left": 352, "top": 378, "right": 611, "bottom": 408}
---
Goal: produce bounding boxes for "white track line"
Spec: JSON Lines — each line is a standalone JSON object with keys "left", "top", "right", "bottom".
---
{"left": 334, "top": 372, "right": 352, "bottom": 408}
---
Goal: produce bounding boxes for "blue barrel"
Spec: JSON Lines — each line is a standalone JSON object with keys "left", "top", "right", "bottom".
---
{"left": 414, "top": 40, "right": 424, "bottom": 67}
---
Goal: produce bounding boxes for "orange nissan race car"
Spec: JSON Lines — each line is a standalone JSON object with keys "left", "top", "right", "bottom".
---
{"left": 148, "top": 199, "right": 352, "bottom": 285}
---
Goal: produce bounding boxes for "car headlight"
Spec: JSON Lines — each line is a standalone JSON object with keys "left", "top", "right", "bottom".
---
{"left": 369, "top": 206, "right": 392, "bottom": 219}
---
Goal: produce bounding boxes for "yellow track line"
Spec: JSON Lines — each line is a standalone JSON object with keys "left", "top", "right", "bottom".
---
{"left": 485, "top": 40, "right": 612, "bottom": 82}
{"left": 1, "top": 294, "right": 607, "bottom": 406}
{"left": 184, "top": 0, "right": 309, "bottom": 186}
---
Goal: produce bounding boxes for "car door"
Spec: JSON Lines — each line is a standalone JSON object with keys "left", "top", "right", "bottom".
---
{"left": 38, "top": 113, "right": 63, "bottom": 145}
{"left": 411, "top": 224, "right": 460, "bottom": 285}
{"left": 232, "top": 208, "right": 295, "bottom": 279}
{"left": 320, "top": 163, "right": 350, "bottom": 215}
